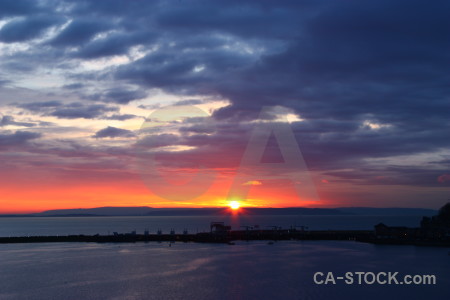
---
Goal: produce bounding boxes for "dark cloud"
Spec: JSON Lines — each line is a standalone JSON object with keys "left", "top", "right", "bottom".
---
{"left": 86, "top": 87, "right": 147, "bottom": 104}
{"left": 74, "top": 33, "right": 130, "bottom": 58}
{"left": 93, "top": 126, "right": 135, "bottom": 139}
{"left": 136, "top": 133, "right": 184, "bottom": 149}
{"left": 179, "top": 124, "right": 215, "bottom": 135}
{"left": 17, "top": 100, "right": 119, "bottom": 120}
{"left": 1, "top": 0, "right": 449, "bottom": 198}
{"left": 430, "top": 158, "right": 450, "bottom": 166}
{"left": 62, "top": 83, "right": 85, "bottom": 90}
{"left": 0, "top": 15, "right": 64, "bottom": 43}
{"left": 324, "top": 165, "right": 450, "bottom": 188}
{"left": 50, "top": 102, "right": 118, "bottom": 119}
{"left": 154, "top": 1, "right": 306, "bottom": 39}
{"left": 0, "top": 79, "right": 11, "bottom": 86}
{"left": 0, "top": 0, "right": 41, "bottom": 18}
{"left": 67, "top": 0, "right": 159, "bottom": 18}
{"left": 138, "top": 104, "right": 161, "bottom": 110}
{"left": 115, "top": 45, "right": 256, "bottom": 95}
{"left": 74, "top": 31, "right": 151, "bottom": 59}
{"left": 103, "top": 87, "right": 147, "bottom": 104}
{"left": 17, "top": 100, "right": 62, "bottom": 112}
{"left": 49, "top": 19, "right": 112, "bottom": 47}
{"left": 105, "top": 114, "right": 140, "bottom": 121}
{"left": 0, "top": 115, "right": 35, "bottom": 127}
{"left": 0, "top": 130, "right": 41, "bottom": 149}
{"left": 173, "top": 99, "right": 204, "bottom": 106}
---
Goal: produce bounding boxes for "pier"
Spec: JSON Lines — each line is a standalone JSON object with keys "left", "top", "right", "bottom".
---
{"left": 0, "top": 227, "right": 375, "bottom": 244}
{"left": 2, "top": 213, "right": 450, "bottom": 247}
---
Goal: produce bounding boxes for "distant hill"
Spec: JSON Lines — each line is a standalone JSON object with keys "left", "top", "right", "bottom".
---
{"left": 146, "top": 207, "right": 347, "bottom": 216}
{"left": 35, "top": 207, "right": 347, "bottom": 217}
{"left": 28, "top": 206, "right": 438, "bottom": 217}
{"left": 36, "top": 206, "right": 155, "bottom": 216}
{"left": 336, "top": 207, "right": 437, "bottom": 216}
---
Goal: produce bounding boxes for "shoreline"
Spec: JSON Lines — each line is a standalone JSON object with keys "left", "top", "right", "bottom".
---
{"left": 1, "top": 229, "right": 449, "bottom": 247}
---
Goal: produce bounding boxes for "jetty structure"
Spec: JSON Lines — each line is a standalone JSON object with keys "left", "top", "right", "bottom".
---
{"left": 0, "top": 224, "right": 374, "bottom": 244}
{"left": 0, "top": 224, "right": 448, "bottom": 247}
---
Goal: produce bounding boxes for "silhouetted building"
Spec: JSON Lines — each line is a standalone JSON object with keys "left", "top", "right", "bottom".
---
{"left": 374, "top": 203, "right": 450, "bottom": 241}
{"left": 374, "top": 223, "right": 419, "bottom": 239}
{"left": 210, "top": 222, "right": 231, "bottom": 234}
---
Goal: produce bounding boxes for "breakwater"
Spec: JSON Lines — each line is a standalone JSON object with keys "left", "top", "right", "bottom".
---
{"left": 0, "top": 229, "right": 374, "bottom": 244}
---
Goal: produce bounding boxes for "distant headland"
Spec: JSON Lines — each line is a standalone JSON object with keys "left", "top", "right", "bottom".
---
{"left": 0, "top": 206, "right": 438, "bottom": 217}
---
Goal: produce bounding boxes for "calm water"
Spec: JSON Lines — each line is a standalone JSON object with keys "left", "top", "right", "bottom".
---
{"left": 0, "top": 241, "right": 448, "bottom": 300}
{"left": 1, "top": 216, "right": 448, "bottom": 299}
{"left": 0, "top": 215, "right": 423, "bottom": 237}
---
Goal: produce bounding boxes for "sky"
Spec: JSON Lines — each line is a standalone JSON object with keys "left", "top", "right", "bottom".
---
{"left": 0, "top": 0, "right": 449, "bottom": 213}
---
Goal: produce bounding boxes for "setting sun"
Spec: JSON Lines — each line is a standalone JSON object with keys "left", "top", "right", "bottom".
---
{"left": 229, "top": 201, "right": 241, "bottom": 210}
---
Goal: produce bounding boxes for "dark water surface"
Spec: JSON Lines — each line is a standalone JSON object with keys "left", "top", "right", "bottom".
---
{"left": 0, "top": 241, "right": 448, "bottom": 300}
{"left": 1, "top": 215, "right": 447, "bottom": 299}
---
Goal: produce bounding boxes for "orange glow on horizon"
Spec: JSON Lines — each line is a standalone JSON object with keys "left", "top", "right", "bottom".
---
{"left": 0, "top": 166, "right": 326, "bottom": 214}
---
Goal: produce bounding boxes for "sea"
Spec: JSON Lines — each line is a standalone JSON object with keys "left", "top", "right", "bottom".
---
{"left": 0, "top": 215, "right": 449, "bottom": 299}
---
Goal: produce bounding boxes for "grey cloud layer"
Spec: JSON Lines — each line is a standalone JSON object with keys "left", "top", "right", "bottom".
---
{"left": 16, "top": 101, "right": 137, "bottom": 120}
{"left": 0, "top": 130, "right": 41, "bottom": 149}
{"left": 1, "top": 0, "right": 449, "bottom": 190}
{"left": 93, "top": 126, "right": 135, "bottom": 139}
